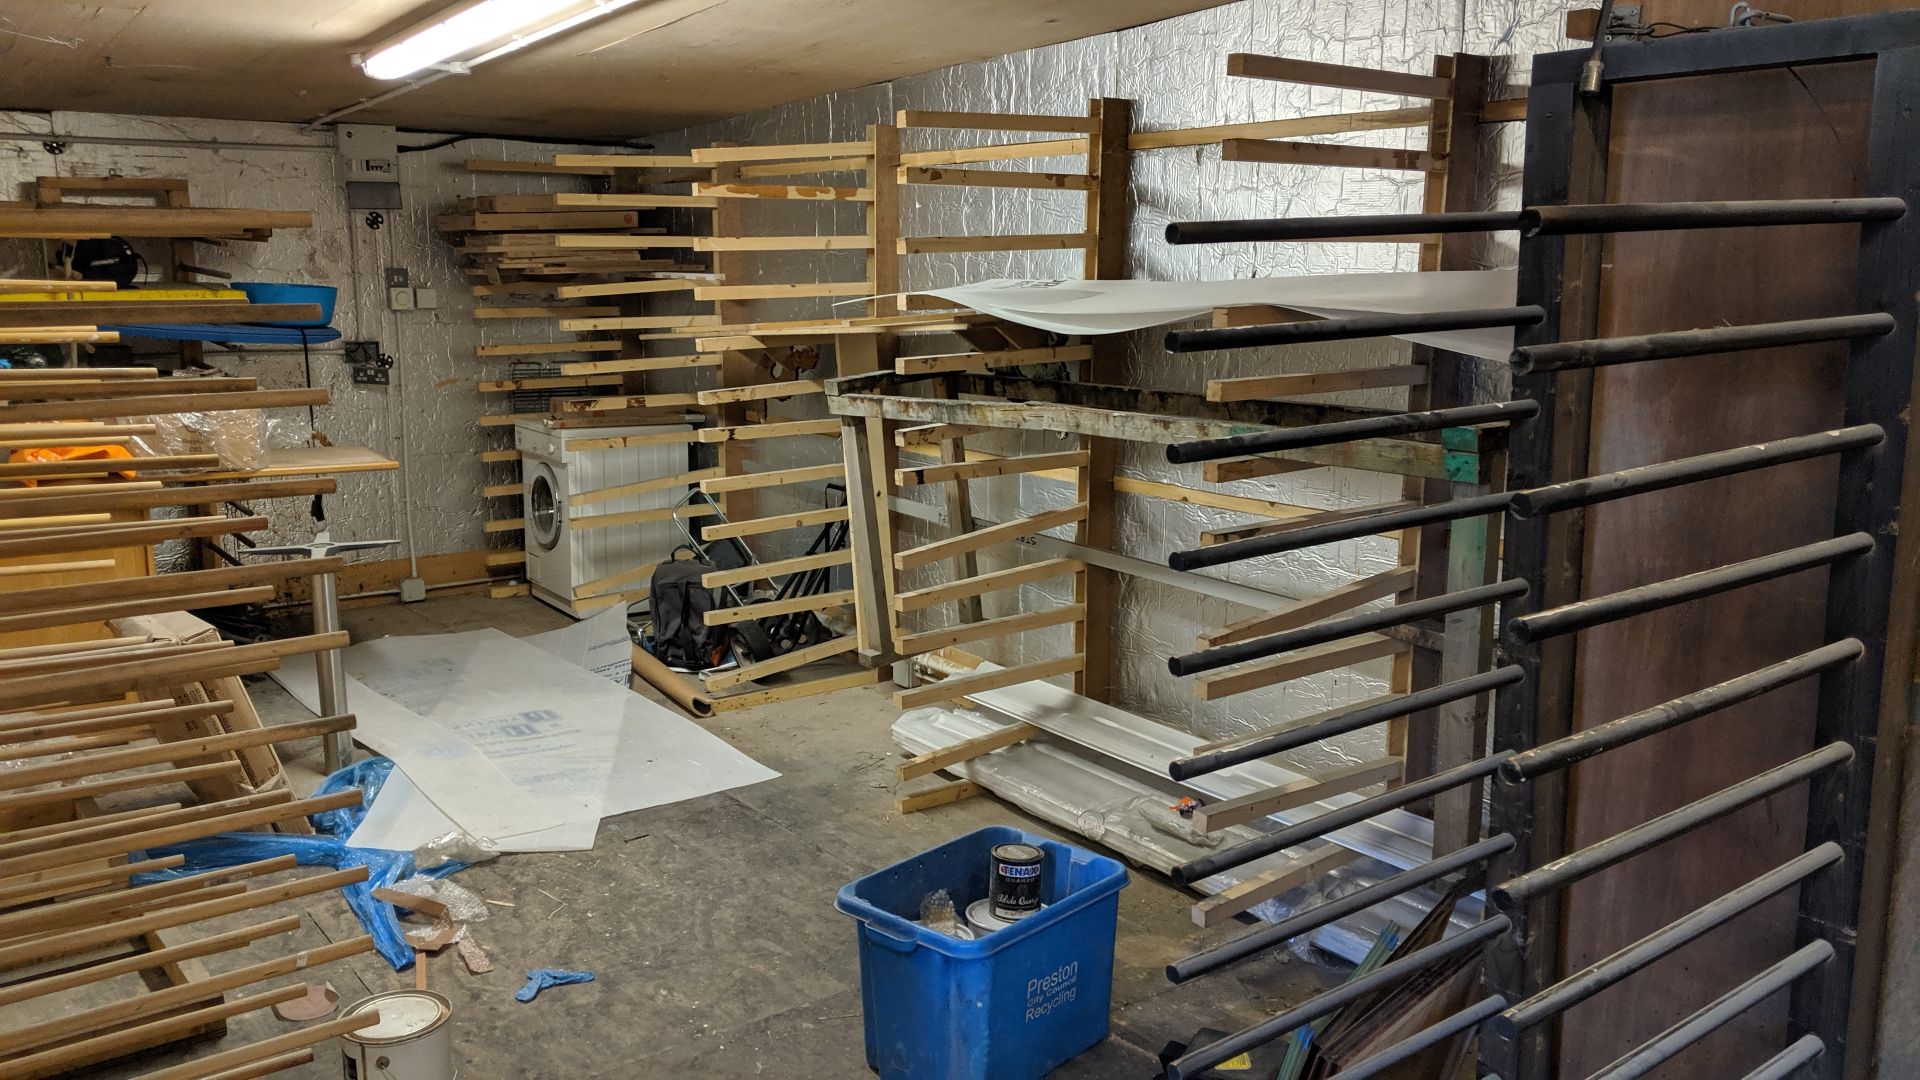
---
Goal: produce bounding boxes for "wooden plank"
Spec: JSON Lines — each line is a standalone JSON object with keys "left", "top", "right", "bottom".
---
{"left": 0, "top": 477, "right": 332, "bottom": 517}
{"left": 895, "top": 345, "right": 1092, "bottom": 375}
{"left": 693, "top": 281, "right": 872, "bottom": 301}
{"left": 1192, "top": 757, "right": 1405, "bottom": 832}
{"left": 0, "top": 389, "right": 327, "bottom": 424}
{"left": 897, "top": 604, "right": 1086, "bottom": 656}
{"left": 1194, "top": 635, "right": 1407, "bottom": 701}
{"left": 898, "top": 167, "right": 1093, "bottom": 190}
{"left": 1198, "top": 566, "right": 1418, "bottom": 648}
{"left": 0, "top": 558, "right": 341, "bottom": 615}
{"left": 895, "top": 450, "right": 1089, "bottom": 487}
{"left": 0, "top": 793, "right": 361, "bottom": 883}
{"left": 562, "top": 430, "right": 701, "bottom": 452}
{"left": 1190, "top": 845, "right": 1358, "bottom": 928}
{"left": 895, "top": 558, "right": 1083, "bottom": 613}
{"left": 98, "top": 995, "right": 382, "bottom": 1080}
{"left": 1202, "top": 456, "right": 1322, "bottom": 483}
{"left": 572, "top": 467, "right": 722, "bottom": 508}
{"left": 0, "top": 515, "right": 263, "bottom": 559}
{"left": 705, "top": 635, "right": 858, "bottom": 692}
{"left": 474, "top": 340, "right": 623, "bottom": 358}
{"left": 701, "top": 505, "right": 848, "bottom": 540}
{"left": 700, "top": 462, "right": 845, "bottom": 494}
{"left": 895, "top": 779, "right": 983, "bottom": 813}
{"left": 560, "top": 315, "right": 723, "bottom": 332}
{"left": 1127, "top": 106, "right": 1434, "bottom": 150}
{"left": 693, "top": 183, "right": 874, "bottom": 201}
{"left": 477, "top": 374, "right": 622, "bottom": 392}
{"left": 704, "top": 666, "right": 886, "bottom": 713}
{"left": 551, "top": 192, "right": 720, "bottom": 209}
{"left": 1207, "top": 364, "right": 1429, "bottom": 402}
{"left": 0, "top": 634, "right": 346, "bottom": 713}
{"left": 895, "top": 502, "right": 1088, "bottom": 571}
{"left": 0, "top": 377, "right": 255, "bottom": 400}
{"left": 0, "top": 303, "right": 315, "bottom": 328}
{"left": 553, "top": 279, "right": 700, "bottom": 299}
{"left": 703, "top": 588, "right": 855, "bottom": 626}
{"left": 695, "top": 418, "right": 840, "bottom": 442}
{"left": 738, "top": 157, "right": 871, "bottom": 178}
{"left": 560, "top": 353, "right": 721, "bottom": 375}
{"left": 897, "top": 722, "right": 1042, "bottom": 780}
{"left": 1225, "top": 54, "right": 1454, "bottom": 99}
{"left": 441, "top": 210, "right": 642, "bottom": 231}
{"left": 1221, "top": 139, "right": 1438, "bottom": 171}
{"left": 692, "top": 141, "right": 875, "bottom": 163}
{"left": 898, "top": 138, "right": 1090, "bottom": 167}
{"left": 472, "top": 304, "right": 620, "bottom": 319}
{"left": 0, "top": 206, "right": 311, "bottom": 235}
{"left": 898, "top": 233, "right": 1092, "bottom": 254}
{"left": 701, "top": 549, "right": 850, "bottom": 589}
{"left": 895, "top": 655, "right": 1085, "bottom": 709}
{"left": 550, "top": 153, "right": 704, "bottom": 168}
{"left": 695, "top": 379, "right": 825, "bottom": 405}
{"left": 695, "top": 235, "right": 874, "bottom": 252}
{"left": 0, "top": 586, "right": 275, "bottom": 635}
{"left": 897, "top": 110, "right": 1098, "bottom": 134}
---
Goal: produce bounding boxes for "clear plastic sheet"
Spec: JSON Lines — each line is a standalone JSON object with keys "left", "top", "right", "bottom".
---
{"left": 127, "top": 406, "right": 266, "bottom": 471}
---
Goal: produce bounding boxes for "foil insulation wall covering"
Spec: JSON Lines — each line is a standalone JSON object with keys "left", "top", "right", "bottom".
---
{"left": 645, "top": 0, "right": 1575, "bottom": 757}
{"left": 0, "top": 111, "right": 614, "bottom": 578}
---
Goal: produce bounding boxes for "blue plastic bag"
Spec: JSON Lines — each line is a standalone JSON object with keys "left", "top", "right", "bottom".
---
{"left": 131, "top": 757, "right": 464, "bottom": 971}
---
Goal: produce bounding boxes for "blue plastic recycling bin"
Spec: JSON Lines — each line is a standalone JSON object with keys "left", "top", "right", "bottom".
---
{"left": 834, "top": 826, "right": 1129, "bottom": 1079}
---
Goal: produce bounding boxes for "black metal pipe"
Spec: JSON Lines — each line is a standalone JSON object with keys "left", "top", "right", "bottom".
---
{"left": 1500, "top": 640, "right": 1864, "bottom": 783}
{"left": 1167, "top": 399, "right": 1540, "bottom": 466}
{"left": 1589, "top": 940, "right": 1834, "bottom": 1080}
{"left": 1493, "top": 743, "right": 1852, "bottom": 911}
{"left": 1165, "top": 210, "right": 1526, "bottom": 245}
{"left": 1525, "top": 197, "right": 1906, "bottom": 235}
{"left": 1332, "top": 994, "right": 1511, "bottom": 1080}
{"left": 1509, "top": 425, "right": 1886, "bottom": 518}
{"left": 1170, "top": 665, "right": 1525, "bottom": 781}
{"left": 1163, "top": 916, "right": 1513, "bottom": 1080}
{"left": 1511, "top": 313, "right": 1897, "bottom": 374}
{"left": 1506, "top": 533, "right": 1873, "bottom": 644}
{"left": 1167, "top": 833, "right": 1514, "bottom": 984}
{"left": 1172, "top": 753, "right": 1510, "bottom": 885}
{"left": 1743, "top": 1034, "right": 1826, "bottom": 1080}
{"left": 1165, "top": 306, "right": 1545, "bottom": 355}
{"left": 1170, "top": 579, "right": 1527, "bottom": 677}
{"left": 1171, "top": 491, "right": 1515, "bottom": 570}
{"left": 1493, "top": 843, "right": 1843, "bottom": 1036}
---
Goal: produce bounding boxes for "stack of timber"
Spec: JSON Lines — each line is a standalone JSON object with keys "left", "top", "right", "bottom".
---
{"left": 0, "top": 367, "right": 380, "bottom": 1077}
{"left": 448, "top": 154, "right": 723, "bottom": 595}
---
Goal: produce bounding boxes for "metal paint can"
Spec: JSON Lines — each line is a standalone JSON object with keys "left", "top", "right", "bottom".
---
{"left": 339, "top": 989, "right": 454, "bottom": 1080}
{"left": 989, "top": 842, "right": 1045, "bottom": 920}
{"left": 966, "top": 898, "right": 1016, "bottom": 936}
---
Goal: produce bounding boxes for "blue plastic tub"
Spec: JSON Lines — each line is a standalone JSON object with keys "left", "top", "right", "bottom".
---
{"left": 835, "top": 826, "right": 1128, "bottom": 1080}
{"left": 233, "top": 281, "right": 336, "bottom": 326}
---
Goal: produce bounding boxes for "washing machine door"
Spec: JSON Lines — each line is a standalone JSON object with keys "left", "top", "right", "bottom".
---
{"left": 526, "top": 461, "right": 564, "bottom": 552}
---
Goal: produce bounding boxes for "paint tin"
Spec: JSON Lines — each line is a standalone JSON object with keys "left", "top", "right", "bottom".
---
{"left": 340, "top": 989, "right": 454, "bottom": 1080}
{"left": 966, "top": 898, "right": 1016, "bottom": 936}
{"left": 989, "top": 842, "right": 1045, "bottom": 920}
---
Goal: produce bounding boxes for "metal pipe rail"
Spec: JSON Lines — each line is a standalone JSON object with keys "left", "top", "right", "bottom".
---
{"left": 1493, "top": 843, "right": 1843, "bottom": 1038}
{"left": 1163, "top": 916, "right": 1514, "bottom": 1080}
{"left": 1166, "top": 306, "right": 1545, "bottom": 354}
{"left": 1509, "top": 425, "right": 1885, "bottom": 518}
{"left": 1505, "top": 533, "right": 1874, "bottom": 644}
{"left": 1169, "top": 665, "right": 1524, "bottom": 780}
{"left": 1491, "top": 743, "right": 1854, "bottom": 912}
{"left": 1172, "top": 752, "right": 1510, "bottom": 885}
{"left": 1511, "top": 313, "right": 1897, "bottom": 374}
{"left": 1335, "top": 994, "right": 1511, "bottom": 1080}
{"left": 1588, "top": 939, "right": 1834, "bottom": 1080}
{"left": 1745, "top": 1035, "right": 1826, "bottom": 1080}
{"left": 1167, "top": 399, "right": 1540, "bottom": 465}
{"left": 1169, "top": 579, "right": 1528, "bottom": 677}
{"left": 1171, "top": 491, "right": 1515, "bottom": 569}
{"left": 1501, "top": 640, "right": 1863, "bottom": 783}
{"left": 1163, "top": 197, "right": 1907, "bottom": 245}
{"left": 1168, "top": 833, "right": 1514, "bottom": 983}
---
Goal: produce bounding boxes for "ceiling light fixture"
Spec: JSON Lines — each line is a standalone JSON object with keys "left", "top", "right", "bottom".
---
{"left": 358, "top": 0, "right": 646, "bottom": 81}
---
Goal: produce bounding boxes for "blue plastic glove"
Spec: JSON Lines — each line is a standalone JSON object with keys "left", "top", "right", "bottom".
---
{"left": 515, "top": 967, "right": 596, "bottom": 1003}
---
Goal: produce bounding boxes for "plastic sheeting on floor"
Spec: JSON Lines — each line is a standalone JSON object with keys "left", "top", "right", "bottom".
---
{"left": 271, "top": 608, "right": 779, "bottom": 852}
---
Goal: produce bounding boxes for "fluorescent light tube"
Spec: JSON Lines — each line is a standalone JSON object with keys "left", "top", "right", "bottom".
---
{"left": 361, "top": 0, "right": 582, "bottom": 80}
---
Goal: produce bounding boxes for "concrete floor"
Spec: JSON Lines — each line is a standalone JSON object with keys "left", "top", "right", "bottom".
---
{"left": 85, "top": 594, "right": 1337, "bottom": 1078}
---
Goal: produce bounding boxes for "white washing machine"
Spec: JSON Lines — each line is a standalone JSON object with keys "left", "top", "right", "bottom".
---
{"left": 515, "top": 418, "right": 694, "bottom": 619}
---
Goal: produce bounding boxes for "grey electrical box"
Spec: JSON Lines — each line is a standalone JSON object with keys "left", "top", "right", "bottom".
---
{"left": 338, "top": 124, "right": 402, "bottom": 209}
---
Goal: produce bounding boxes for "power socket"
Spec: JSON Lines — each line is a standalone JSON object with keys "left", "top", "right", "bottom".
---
{"left": 387, "top": 286, "right": 415, "bottom": 311}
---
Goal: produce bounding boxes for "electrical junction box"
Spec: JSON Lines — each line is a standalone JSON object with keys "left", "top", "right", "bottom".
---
{"left": 413, "top": 287, "right": 439, "bottom": 309}
{"left": 338, "top": 124, "right": 402, "bottom": 209}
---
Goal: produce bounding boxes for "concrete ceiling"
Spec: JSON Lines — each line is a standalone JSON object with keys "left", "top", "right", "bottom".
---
{"left": 0, "top": 0, "right": 1230, "bottom": 139}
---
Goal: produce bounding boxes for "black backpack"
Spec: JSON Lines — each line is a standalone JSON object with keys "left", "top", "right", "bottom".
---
{"left": 649, "top": 549, "right": 723, "bottom": 669}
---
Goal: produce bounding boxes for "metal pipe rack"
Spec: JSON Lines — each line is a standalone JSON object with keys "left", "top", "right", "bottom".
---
{"left": 1147, "top": 11, "right": 1920, "bottom": 1079}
